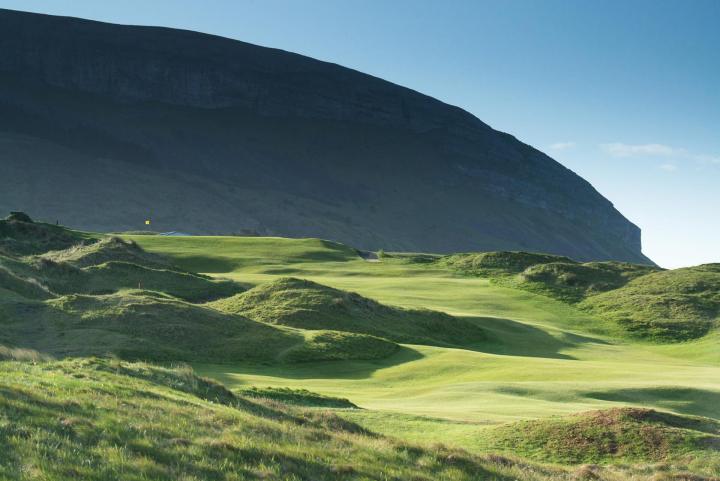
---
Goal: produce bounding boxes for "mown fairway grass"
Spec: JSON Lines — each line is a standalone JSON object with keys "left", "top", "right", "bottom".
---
{"left": 128, "top": 235, "right": 720, "bottom": 466}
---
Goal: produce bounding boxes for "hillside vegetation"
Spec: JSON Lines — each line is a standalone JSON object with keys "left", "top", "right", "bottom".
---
{"left": 485, "top": 407, "right": 720, "bottom": 465}
{"left": 0, "top": 357, "right": 562, "bottom": 481}
{"left": 580, "top": 264, "right": 720, "bottom": 341}
{"left": 439, "top": 251, "right": 718, "bottom": 341}
{"left": 211, "top": 277, "right": 487, "bottom": 348}
{"left": 2, "top": 358, "right": 715, "bottom": 481}
{"left": 0, "top": 214, "right": 401, "bottom": 363}
{"left": 1, "top": 214, "right": 718, "bottom": 479}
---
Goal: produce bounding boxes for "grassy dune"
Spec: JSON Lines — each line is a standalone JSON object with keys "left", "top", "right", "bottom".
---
{"left": 1, "top": 216, "right": 718, "bottom": 479}
{"left": 124, "top": 234, "right": 719, "bottom": 477}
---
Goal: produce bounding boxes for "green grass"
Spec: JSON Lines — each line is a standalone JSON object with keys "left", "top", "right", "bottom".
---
{"left": 516, "top": 261, "right": 659, "bottom": 303}
{"left": 0, "top": 358, "right": 557, "bottom": 481}
{"left": 580, "top": 264, "right": 720, "bottom": 341}
{"left": 436, "top": 250, "right": 717, "bottom": 342}
{"left": 0, "top": 221, "right": 403, "bottom": 364}
{"left": 211, "top": 277, "right": 487, "bottom": 347}
{"left": 0, "top": 358, "right": 713, "bottom": 480}
{"left": 238, "top": 386, "right": 358, "bottom": 408}
{"left": 1, "top": 221, "right": 719, "bottom": 478}
{"left": 121, "top": 234, "right": 719, "bottom": 474}
{"left": 0, "top": 212, "right": 94, "bottom": 256}
{"left": 483, "top": 407, "right": 720, "bottom": 465}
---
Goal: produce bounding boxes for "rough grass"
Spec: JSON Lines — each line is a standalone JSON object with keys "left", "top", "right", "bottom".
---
{"left": 0, "top": 291, "right": 399, "bottom": 363}
{"left": 0, "top": 233, "right": 244, "bottom": 303}
{"left": 238, "top": 386, "right": 358, "bottom": 408}
{"left": 1, "top": 358, "right": 713, "bottom": 481}
{"left": 42, "top": 236, "right": 171, "bottom": 269}
{"left": 437, "top": 251, "right": 574, "bottom": 276}
{"left": 579, "top": 265, "right": 720, "bottom": 341}
{"left": 0, "top": 212, "right": 93, "bottom": 256}
{"left": 0, "top": 358, "right": 532, "bottom": 481}
{"left": 1, "top": 223, "right": 718, "bottom": 478}
{"left": 517, "top": 261, "right": 659, "bottom": 303}
{"left": 0, "top": 221, "right": 400, "bottom": 364}
{"left": 210, "top": 277, "right": 486, "bottom": 348}
{"left": 484, "top": 407, "right": 720, "bottom": 465}
{"left": 439, "top": 251, "right": 715, "bottom": 342}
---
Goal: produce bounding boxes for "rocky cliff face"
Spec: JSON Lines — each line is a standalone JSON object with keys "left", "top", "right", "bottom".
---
{"left": 0, "top": 9, "right": 649, "bottom": 263}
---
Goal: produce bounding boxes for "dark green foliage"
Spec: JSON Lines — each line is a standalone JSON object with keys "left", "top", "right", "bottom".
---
{"left": 6, "top": 211, "right": 33, "bottom": 223}
{"left": 487, "top": 408, "right": 720, "bottom": 464}
{"left": 211, "top": 277, "right": 486, "bottom": 348}
{"left": 239, "top": 386, "right": 358, "bottom": 408}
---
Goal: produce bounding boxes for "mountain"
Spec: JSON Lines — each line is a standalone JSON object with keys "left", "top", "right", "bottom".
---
{"left": 0, "top": 9, "right": 649, "bottom": 263}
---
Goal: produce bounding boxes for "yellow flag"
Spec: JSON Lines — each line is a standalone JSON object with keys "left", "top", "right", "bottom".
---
{"left": 145, "top": 220, "right": 151, "bottom": 225}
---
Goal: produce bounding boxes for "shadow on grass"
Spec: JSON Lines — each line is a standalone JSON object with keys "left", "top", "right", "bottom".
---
{"left": 460, "top": 316, "right": 609, "bottom": 360}
{"left": 197, "top": 345, "right": 424, "bottom": 382}
{"left": 583, "top": 386, "right": 720, "bottom": 419}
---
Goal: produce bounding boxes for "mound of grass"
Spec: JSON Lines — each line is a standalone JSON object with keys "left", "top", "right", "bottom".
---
{"left": 0, "top": 212, "right": 93, "bottom": 256}
{"left": 486, "top": 407, "right": 720, "bottom": 465}
{"left": 0, "top": 291, "right": 399, "bottom": 363}
{"left": 437, "top": 250, "right": 716, "bottom": 342}
{"left": 239, "top": 386, "right": 358, "bottom": 408}
{"left": 43, "top": 236, "right": 171, "bottom": 268}
{"left": 0, "top": 358, "right": 536, "bottom": 481}
{"left": 438, "top": 251, "right": 573, "bottom": 276}
{"left": 77, "top": 261, "right": 242, "bottom": 302}
{"left": 0, "top": 262, "right": 53, "bottom": 300}
{"left": 280, "top": 330, "right": 399, "bottom": 362}
{"left": 0, "top": 228, "right": 245, "bottom": 303}
{"left": 579, "top": 264, "right": 720, "bottom": 341}
{"left": 517, "top": 261, "right": 659, "bottom": 303}
{"left": 210, "top": 277, "right": 486, "bottom": 347}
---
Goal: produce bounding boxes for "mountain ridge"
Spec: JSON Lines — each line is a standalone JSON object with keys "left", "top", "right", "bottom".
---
{"left": 0, "top": 8, "right": 650, "bottom": 263}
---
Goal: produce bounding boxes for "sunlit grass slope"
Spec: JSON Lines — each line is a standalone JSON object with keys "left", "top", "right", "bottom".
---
{"left": 1, "top": 216, "right": 718, "bottom": 478}
{"left": 0, "top": 217, "right": 400, "bottom": 364}
{"left": 1, "top": 358, "right": 714, "bottom": 480}
{"left": 1, "top": 357, "right": 569, "bottom": 481}
{"left": 129, "top": 235, "right": 719, "bottom": 423}
{"left": 211, "top": 277, "right": 487, "bottom": 347}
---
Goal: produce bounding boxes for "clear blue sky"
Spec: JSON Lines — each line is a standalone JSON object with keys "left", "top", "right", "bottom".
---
{"left": 2, "top": 0, "right": 718, "bottom": 268}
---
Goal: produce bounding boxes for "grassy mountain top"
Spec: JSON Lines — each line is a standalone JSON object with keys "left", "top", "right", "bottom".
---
{"left": 485, "top": 407, "right": 720, "bottom": 465}
{"left": 210, "top": 277, "right": 486, "bottom": 348}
